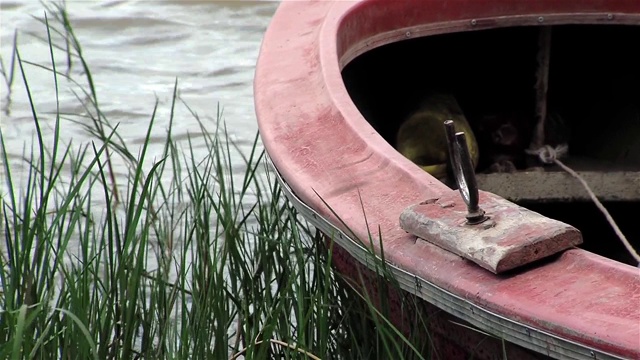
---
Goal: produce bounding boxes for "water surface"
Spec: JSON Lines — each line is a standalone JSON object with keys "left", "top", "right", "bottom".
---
{"left": 1, "top": 0, "right": 277, "bottom": 190}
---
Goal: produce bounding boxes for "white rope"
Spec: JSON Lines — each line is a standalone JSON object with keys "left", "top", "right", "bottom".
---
{"left": 527, "top": 144, "right": 640, "bottom": 266}
{"left": 553, "top": 159, "right": 640, "bottom": 266}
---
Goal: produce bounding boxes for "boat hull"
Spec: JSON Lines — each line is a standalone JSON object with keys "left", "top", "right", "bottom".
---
{"left": 255, "top": 1, "right": 640, "bottom": 359}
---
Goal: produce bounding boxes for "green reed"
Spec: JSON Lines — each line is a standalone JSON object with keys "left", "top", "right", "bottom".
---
{"left": 0, "top": 3, "right": 429, "bottom": 359}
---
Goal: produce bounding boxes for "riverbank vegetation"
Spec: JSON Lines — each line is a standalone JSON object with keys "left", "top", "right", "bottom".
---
{"left": 0, "top": 3, "right": 426, "bottom": 359}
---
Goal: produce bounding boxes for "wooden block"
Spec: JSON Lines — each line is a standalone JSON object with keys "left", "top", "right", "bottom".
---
{"left": 399, "top": 190, "right": 583, "bottom": 274}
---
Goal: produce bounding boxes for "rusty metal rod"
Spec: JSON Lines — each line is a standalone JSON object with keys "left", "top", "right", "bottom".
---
{"left": 444, "top": 120, "right": 487, "bottom": 224}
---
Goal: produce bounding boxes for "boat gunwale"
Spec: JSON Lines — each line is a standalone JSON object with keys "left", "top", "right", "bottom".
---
{"left": 336, "top": 12, "right": 640, "bottom": 69}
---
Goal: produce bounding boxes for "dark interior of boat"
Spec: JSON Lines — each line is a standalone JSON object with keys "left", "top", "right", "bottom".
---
{"left": 342, "top": 24, "right": 640, "bottom": 266}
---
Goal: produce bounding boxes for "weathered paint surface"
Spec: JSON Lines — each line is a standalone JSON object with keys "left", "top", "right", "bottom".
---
{"left": 255, "top": 0, "right": 640, "bottom": 358}
{"left": 400, "top": 190, "right": 583, "bottom": 273}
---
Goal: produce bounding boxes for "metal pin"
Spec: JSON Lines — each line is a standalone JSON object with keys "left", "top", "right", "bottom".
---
{"left": 444, "top": 120, "right": 488, "bottom": 225}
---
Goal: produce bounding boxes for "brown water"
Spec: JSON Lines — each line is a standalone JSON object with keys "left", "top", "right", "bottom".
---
{"left": 1, "top": 0, "right": 277, "bottom": 194}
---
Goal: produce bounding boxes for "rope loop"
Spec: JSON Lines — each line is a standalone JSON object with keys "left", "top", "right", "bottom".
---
{"left": 525, "top": 144, "right": 569, "bottom": 164}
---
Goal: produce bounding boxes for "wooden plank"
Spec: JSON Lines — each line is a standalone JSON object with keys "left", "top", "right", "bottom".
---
{"left": 476, "top": 170, "right": 640, "bottom": 202}
{"left": 400, "top": 190, "right": 583, "bottom": 273}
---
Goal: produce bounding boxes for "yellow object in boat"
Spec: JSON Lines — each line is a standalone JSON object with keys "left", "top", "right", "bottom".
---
{"left": 396, "top": 93, "right": 479, "bottom": 179}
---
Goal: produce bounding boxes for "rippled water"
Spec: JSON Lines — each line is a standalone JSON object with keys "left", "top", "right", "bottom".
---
{"left": 1, "top": 0, "right": 277, "bottom": 192}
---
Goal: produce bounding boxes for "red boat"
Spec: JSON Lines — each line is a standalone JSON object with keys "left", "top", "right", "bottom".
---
{"left": 254, "top": 1, "right": 640, "bottom": 359}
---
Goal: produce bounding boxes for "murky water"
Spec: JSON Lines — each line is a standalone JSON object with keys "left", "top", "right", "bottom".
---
{"left": 0, "top": 0, "right": 277, "bottom": 187}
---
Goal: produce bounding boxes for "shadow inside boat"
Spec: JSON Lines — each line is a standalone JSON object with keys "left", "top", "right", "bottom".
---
{"left": 342, "top": 24, "right": 640, "bottom": 266}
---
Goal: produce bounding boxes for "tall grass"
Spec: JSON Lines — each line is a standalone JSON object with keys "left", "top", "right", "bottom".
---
{"left": 0, "top": 3, "right": 427, "bottom": 359}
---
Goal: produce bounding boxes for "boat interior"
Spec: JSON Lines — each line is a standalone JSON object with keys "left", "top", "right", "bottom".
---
{"left": 342, "top": 24, "right": 640, "bottom": 266}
